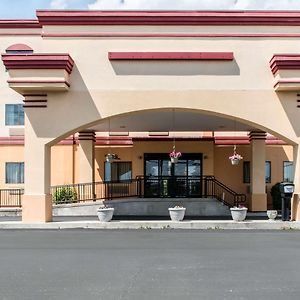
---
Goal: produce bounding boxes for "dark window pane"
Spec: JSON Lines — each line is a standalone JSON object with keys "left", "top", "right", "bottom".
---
{"left": 283, "top": 161, "right": 294, "bottom": 182}
{"left": 5, "top": 104, "right": 24, "bottom": 126}
{"left": 5, "top": 162, "right": 24, "bottom": 184}
{"left": 243, "top": 161, "right": 250, "bottom": 184}
{"left": 265, "top": 161, "right": 271, "bottom": 183}
{"left": 105, "top": 162, "right": 132, "bottom": 181}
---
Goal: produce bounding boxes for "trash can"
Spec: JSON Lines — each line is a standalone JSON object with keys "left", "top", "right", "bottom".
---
{"left": 279, "top": 183, "right": 294, "bottom": 221}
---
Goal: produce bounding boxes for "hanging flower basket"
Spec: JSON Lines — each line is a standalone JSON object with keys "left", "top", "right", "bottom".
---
{"left": 229, "top": 153, "right": 243, "bottom": 166}
{"left": 169, "top": 149, "right": 182, "bottom": 164}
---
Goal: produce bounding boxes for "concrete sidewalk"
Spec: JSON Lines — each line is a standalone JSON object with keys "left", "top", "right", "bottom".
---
{"left": 0, "top": 219, "right": 299, "bottom": 230}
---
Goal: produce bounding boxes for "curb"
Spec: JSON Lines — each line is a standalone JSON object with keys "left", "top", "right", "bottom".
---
{"left": 0, "top": 220, "right": 299, "bottom": 230}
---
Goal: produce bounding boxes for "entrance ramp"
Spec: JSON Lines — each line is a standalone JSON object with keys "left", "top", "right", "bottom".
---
{"left": 104, "top": 198, "right": 231, "bottom": 217}
{"left": 53, "top": 198, "right": 230, "bottom": 217}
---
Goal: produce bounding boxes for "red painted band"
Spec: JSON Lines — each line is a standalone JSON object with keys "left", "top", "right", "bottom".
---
{"left": 42, "top": 32, "right": 300, "bottom": 39}
{"left": 0, "top": 20, "right": 41, "bottom": 28}
{"left": 108, "top": 52, "right": 234, "bottom": 60}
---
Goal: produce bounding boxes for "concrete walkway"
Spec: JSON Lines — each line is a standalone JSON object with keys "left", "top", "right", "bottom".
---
{"left": 0, "top": 219, "right": 299, "bottom": 230}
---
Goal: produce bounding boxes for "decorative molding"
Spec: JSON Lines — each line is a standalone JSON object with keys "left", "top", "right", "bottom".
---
{"left": 0, "top": 20, "right": 41, "bottom": 28}
{"left": 23, "top": 94, "right": 47, "bottom": 108}
{"left": 42, "top": 32, "right": 300, "bottom": 39}
{"left": 0, "top": 135, "right": 286, "bottom": 146}
{"left": 270, "top": 54, "right": 300, "bottom": 75}
{"left": 248, "top": 131, "right": 267, "bottom": 141}
{"left": 36, "top": 10, "right": 300, "bottom": 26}
{"left": 78, "top": 131, "right": 96, "bottom": 142}
{"left": 1, "top": 53, "right": 74, "bottom": 74}
{"left": 108, "top": 52, "right": 234, "bottom": 60}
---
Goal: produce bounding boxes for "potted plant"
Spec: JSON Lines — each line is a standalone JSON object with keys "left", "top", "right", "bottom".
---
{"left": 230, "top": 205, "right": 248, "bottom": 221}
{"left": 267, "top": 210, "right": 278, "bottom": 221}
{"left": 229, "top": 153, "right": 243, "bottom": 166}
{"left": 169, "top": 149, "right": 182, "bottom": 164}
{"left": 97, "top": 205, "right": 114, "bottom": 222}
{"left": 168, "top": 205, "right": 186, "bottom": 221}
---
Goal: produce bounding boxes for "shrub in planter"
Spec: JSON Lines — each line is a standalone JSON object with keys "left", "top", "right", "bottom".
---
{"left": 270, "top": 183, "right": 281, "bottom": 210}
{"left": 52, "top": 187, "right": 77, "bottom": 204}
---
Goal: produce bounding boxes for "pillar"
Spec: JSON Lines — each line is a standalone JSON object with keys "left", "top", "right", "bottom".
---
{"left": 292, "top": 144, "right": 300, "bottom": 221}
{"left": 78, "top": 131, "right": 96, "bottom": 184}
{"left": 22, "top": 95, "right": 52, "bottom": 223}
{"left": 249, "top": 131, "right": 267, "bottom": 211}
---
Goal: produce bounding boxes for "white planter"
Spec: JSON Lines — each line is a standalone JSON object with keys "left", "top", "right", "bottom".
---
{"left": 97, "top": 207, "right": 114, "bottom": 222}
{"left": 168, "top": 207, "right": 186, "bottom": 221}
{"left": 170, "top": 157, "right": 179, "bottom": 164}
{"left": 230, "top": 158, "right": 240, "bottom": 165}
{"left": 267, "top": 210, "right": 278, "bottom": 221}
{"left": 230, "top": 207, "right": 248, "bottom": 221}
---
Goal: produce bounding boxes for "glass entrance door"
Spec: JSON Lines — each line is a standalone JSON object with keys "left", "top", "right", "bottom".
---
{"left": 144, "top": 153, "right": 202, "bottom": 198}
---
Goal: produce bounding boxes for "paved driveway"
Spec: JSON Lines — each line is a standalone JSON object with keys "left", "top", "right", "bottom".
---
{"left": 0, "top": 230, "right": 299, "bottom": 300}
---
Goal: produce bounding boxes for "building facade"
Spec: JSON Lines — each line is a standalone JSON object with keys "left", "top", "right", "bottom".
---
{"left": 0, "top": 10, "right": 299, "bottom": 222}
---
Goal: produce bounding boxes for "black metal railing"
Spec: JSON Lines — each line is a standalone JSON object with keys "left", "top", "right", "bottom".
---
{"left": 203, "top": 176, "right": 246, "bottom": 207}
{"left": 50, "top": 175, "right": 246, "bottom": 207}
{"left": 51, "top": 179, "right": 144, "bottom": 205}
{"left": 0, "top": 189, "right": 23, "bottom": 207}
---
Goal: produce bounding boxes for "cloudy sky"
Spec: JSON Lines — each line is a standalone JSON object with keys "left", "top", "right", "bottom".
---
{"left": 1, "top": 0, "right": 300, "bottom": 19}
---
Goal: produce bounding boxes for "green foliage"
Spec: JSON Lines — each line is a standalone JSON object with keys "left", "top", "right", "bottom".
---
{"left": 52, "top": 187, "right": 77, "bottom": 204}
{"left": 270, "top": 183, "right": 281, "bottom": 210}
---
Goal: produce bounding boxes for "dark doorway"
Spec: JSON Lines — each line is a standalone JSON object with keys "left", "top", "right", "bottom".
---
{"left": 144, "top": 153, "right": 202, "bottom": 197}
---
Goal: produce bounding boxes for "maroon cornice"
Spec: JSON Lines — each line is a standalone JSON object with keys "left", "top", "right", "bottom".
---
{"left": 214, "top": 136, "right": 286, "bottom": 145}
{"left": 270, "top": 54, "right": 300, "bottom": 74}
{"left": 108, "top": 52, "right": 234, "bottom": 60}
{"left": 132, "top": 137, "right": 215, "bottom": 142}
{"left": 36, "top": 10, "right": 300, "bottom": 26}
{"left": 1, "top": 53, "right": 74, "bottom": 74}
{"left": 0, "top": 19, "right": 41, "bottom": 28}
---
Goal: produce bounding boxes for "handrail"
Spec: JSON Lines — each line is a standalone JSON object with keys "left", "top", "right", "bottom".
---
{"left": 50, "top": 175, "right": 246, "bottom": 207}
{"left": 203, "top": 176, "right": 246, "bottom": 207}
{"left": 0, "top": 188, "right": 23, "bottom": 207}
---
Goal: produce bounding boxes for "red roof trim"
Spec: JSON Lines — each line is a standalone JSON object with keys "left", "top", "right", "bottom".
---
{"left": 0, "top": 136, "right": 287, "bottom": 146}
{"left": 214, "top": 136, "right": 286, "bottom": 145}
{"left": 42, "top": 32, "right": 300, "bottom": 39}
{"left": 270, "top": 54, "right": 300, "bottom": 74}
{"left": 1, "top": 53, "right": 74, "bottom": 74}
{"left": 108, "top": 52, "right": 233, "bottom": 60}
{"left": 36, "top": 10, "right": 300, "bottom": 26}
{"left": 0, "top": 20, "right": 41, "bottom": 28}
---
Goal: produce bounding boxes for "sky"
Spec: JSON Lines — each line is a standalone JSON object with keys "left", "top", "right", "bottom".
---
{"left": 1, "top": 0, "right": 300, "bottom": 19}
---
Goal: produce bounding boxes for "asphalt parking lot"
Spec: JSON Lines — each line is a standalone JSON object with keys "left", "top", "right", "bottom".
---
{"left": 0, "top": 229, "right": 299, "bottom": 300}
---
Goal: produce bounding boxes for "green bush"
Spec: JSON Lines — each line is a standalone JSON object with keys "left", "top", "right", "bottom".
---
{"left": 52, "top": 187, "right": 77, "bottom": 204}
{"left": 270, "top": 183, "right": 281, "bottom": 210}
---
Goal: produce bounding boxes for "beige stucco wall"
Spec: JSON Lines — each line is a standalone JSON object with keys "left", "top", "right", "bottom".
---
{"left": 214, "top": 145, "right": 293, "bottom": 208}
{"left": 51, "top": 145, "right": 75, "bottom": 186}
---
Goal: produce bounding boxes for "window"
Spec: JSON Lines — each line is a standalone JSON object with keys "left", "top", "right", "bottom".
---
{"left": 283, "top": 161, "right": 294, "bottom": 182}
{"left": 243, "top": 161, "right": 271, "bottom": 184}
{"left": 5, "top": 104, "right": 24, "bottom": 126}
{"left": 243, "top": 161, "right": 250, "bottom": 184}
{"left": 5, "top": 162, "right": 24, "bottom": 184}
{"left": 104, "top": 161, "right": 132, "bottom": 181}
{"left": 265, "top": 161, "right": 271, "bottom": 183}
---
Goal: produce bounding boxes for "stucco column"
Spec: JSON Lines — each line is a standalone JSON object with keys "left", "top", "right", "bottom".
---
{"left": 292, "top": 144, "right": 300, "bottom": 221}
{"left": 249, "top": 131, "right": 267, "bottom": 211}
{"left": 22, "top": 101, "right": 52, "bottom": 223}
{"left": 78, "top": 131, "right": 96, "bottom": 184}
